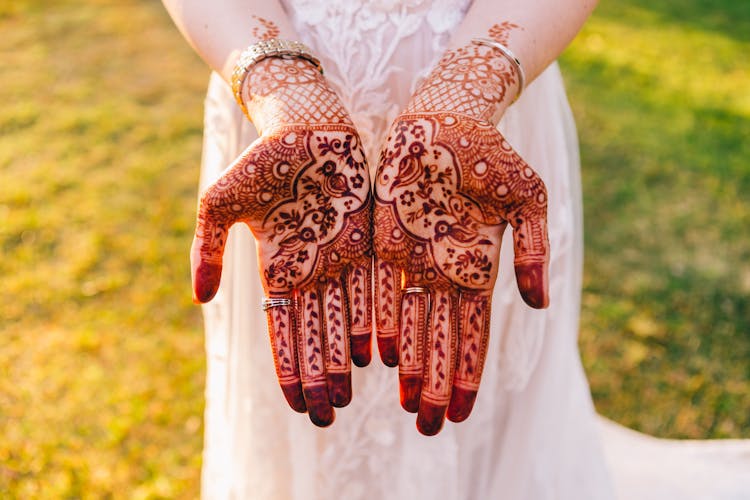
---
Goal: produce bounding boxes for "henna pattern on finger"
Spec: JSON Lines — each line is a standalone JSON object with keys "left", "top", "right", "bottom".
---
{"left": 399, "top": 291, "right": 428, "bottom": 412}
{"left": 323, "top": 278, "right": 352, "bottom": 407}
{"left": 348, "top": 264, "right": 373, "bottom": 366}
{"left": 265, "top": 303, "right": 306, "bottom": 412}
{"left": 447, "top": 293, "right": 491, "bottom": 422}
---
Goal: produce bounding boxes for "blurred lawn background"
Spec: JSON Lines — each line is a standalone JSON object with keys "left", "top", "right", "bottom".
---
{"left": 0, "top": 0, "right": 747, "bottom": 497}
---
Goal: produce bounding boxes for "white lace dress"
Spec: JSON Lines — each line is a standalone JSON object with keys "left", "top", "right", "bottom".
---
{"left": 198, "top": 1, "right": 614, "bottom": 498}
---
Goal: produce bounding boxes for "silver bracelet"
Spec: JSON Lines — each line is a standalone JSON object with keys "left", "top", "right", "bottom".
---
{"left": 231, "top": 38, "right": 324, "bottom": 117}
{"left": 471, "top": 38, "right": 525, "bottom": 103}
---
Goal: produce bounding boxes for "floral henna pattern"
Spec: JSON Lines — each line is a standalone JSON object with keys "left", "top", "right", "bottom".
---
{"left": 407, "top": 22, "right": 521, "bottom": 124}
{"left": 488, "top": 21, "right": 520, "bottom": 46}
{"left": 192, "top": 56, "right": 372, "bottom": 427}
{"left": 374, "top": 111, "right": 549, "bottom": 434}
{"left": 250, "top": 15, "right": 280, "bottom": 41}
{"left": 375, "top": 21, "right": 548, "bottom": 435}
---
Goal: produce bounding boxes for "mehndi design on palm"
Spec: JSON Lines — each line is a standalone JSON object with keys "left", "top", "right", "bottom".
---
{"left": 374, "top": 24, "right": 550, "bottom": 436}
{"left": 191, "top": 57, "right": 373, "bottom": 428}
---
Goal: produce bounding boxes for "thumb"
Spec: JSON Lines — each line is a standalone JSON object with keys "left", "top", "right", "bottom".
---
{"left": 191, "top": 191, "right": 232, "bottom": 303}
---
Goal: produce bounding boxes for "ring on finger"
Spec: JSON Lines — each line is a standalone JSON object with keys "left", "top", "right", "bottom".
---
{"left": 262, "top": 297, "right": 293, "bottom": 311}
{"left": 402, "top": 286, "right": 429, "bottom": 295}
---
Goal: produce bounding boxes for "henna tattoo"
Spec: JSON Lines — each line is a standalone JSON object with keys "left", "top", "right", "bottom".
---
{"left": 374, "top": 259, "right": 400, "bottom": 366}
{"left": 377, "top": 114, "right": 548, "bottom": 285}
{"left": 347, "top": 263, "right": 373, "bottom": 367}
{"left": 398, "top": 291, "right": 428, "bottom": 412}
{"left": 374, "top": 21, "right": 548, "bottom": 434}
{"left": 375, "top": 112, "right": 549, "bottom": 433}
{"left": 407, "top": 22, "right": 521, "bottom": 124}
{"left": 250, "top": 15, "right": 280, "bottom": 41}
{"left": 244, "top": 58, "right": 353, "bottom": 134}
{"left": 193, "top": 51, "right": 372, "bottom": 426}
{"left": 488, "top": 22, "right": 520, "bottom": 46}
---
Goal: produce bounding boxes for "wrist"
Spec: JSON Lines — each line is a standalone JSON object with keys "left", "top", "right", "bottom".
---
{"left": 241, "top": 58, "right": 352, "bottom": 135}
{"left": 231, "top": 37, "right": 324, "bottom": 118}
{"left": 405, "top": 43, "right": 520, "bottom": 125}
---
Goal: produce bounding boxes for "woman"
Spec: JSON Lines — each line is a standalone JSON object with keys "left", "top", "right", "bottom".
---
{"left": 162, "top": 0, "right": 613, "bottom": 498}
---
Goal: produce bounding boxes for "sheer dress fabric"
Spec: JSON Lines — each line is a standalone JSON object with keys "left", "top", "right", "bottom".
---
{"left": 198, "top": 1, "right": 615, "bottom": 498}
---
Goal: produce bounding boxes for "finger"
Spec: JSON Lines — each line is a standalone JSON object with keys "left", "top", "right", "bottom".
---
{"left": 374, "top": 258, "right": 401, "bottom": 367}
{"left": 447, "top": 292, "right": 492, "bottom": 423}
{"left": 510, "top": 199, "right": 550, "bottom": 308}
{"left": 191, "top": 195, "right": 232, "bottom": 303}
{"left": 296, "top": 287, "right": 335, "bottom": 427}
{"left": 322, "top": 278, "right": 352, "bottom": 408}
{"left": 264, "top": 295, "right": 306, "bottom": 413}
{"left": 417, "top": 289, "right": 458, "bottom": 436}
{"left": 347, "top": 261, "right": 373, "bottom": 367}
{"left": 398, "top": 287, "right": 429, "bottom": 413}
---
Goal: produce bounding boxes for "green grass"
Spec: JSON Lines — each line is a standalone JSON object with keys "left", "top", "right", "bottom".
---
{"left": 0, "top": 0, "right": 748, "bottom": 496}
{"left": 0, "top": 1, "right": 207, "bottom": 496}
{"left": 560, "top": 0, "right": 750, "bottom": 438}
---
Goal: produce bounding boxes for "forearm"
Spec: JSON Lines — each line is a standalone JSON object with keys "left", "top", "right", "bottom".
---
{"left": 449, "top": 0, "right": 598, "bottom": 85}
{"left": 161, "top": 0, "right": 299, "bottom": 81}
{"left": 407, "top": 0, "right": 597, "bottom": 124}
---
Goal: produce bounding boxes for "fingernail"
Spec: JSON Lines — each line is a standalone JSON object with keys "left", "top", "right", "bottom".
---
{"left": 377, "top": 335, "right": 399, "bottom": 367}
{"left": 195, "top": 262, "right": 222, "bottom": 303}
{"left": 447, "top": 387, "right": 478, "bottom": 422}
{"left": 515, "top": 262, "right": 549, "bottom": 309}
{"left": 280, "top": 383, "right": 307, "bottom": 413}
{"left": 399, "top": 374, "right": 421, "bottom": 413}
{"left": 327, "top": 372, "right": 352, "bottom": 408}
{"left": 350, "top": 333, "right": 372, "bottom": 367}
{"left": 416, "top": 401, "right": 447, "bottom": 436}
{"left": 304, "top": 385, "right": 335, "bottom": 427}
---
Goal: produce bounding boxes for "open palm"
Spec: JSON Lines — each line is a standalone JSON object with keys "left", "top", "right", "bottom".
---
{"left": 374, "top": 111, "right": 549, "bottom": 435}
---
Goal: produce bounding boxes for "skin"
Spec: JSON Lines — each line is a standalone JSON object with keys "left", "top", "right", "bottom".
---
{"left": 191, "top": 51, "right": 373, "bottom": 427}
{"left": 162, "top": 0, "right": 598, "bottom": 434}
{"left": 374, "top": 24, "right": 550, "bottom": 436}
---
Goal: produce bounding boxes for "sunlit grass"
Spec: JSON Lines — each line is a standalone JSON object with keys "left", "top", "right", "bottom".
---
{"left": 561, "top": 0, "right": 749, "bottom": 438}
{"left": 1, "top": 1, "right": 207, "bottom": 496}
{"left": 0, "top": 0, "right": 748, "bottom": 496}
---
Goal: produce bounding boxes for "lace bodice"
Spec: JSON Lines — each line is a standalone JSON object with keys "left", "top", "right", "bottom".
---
{"left": 282, "top": 0, "right": 473, "bottom": 167}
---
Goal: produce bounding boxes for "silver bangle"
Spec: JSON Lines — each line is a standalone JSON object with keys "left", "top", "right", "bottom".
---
{"left": 471, "top": 38, "right": 525, "bottom": 103}
{"left": 231, "top": 38, "right": 324, "bottom": 117}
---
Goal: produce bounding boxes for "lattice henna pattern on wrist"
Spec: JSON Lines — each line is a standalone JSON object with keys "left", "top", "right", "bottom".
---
{"left": 244, "top": 58, "right": 351, "bottom": 134}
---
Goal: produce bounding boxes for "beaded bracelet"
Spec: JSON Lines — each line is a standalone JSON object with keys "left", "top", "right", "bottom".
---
{"left": 231, "top": 38, "right": 324, "bottom": 117}
{"left": 471, "top": 38, "right": 526, "bottom": 103}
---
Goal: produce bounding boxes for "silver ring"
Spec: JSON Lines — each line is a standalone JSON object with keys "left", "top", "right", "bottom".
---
{"left": 402, "top": 286, "right": 428, "bottom": 295}
{"left": 262, "top": 297, "right": 292, "bottom": 311}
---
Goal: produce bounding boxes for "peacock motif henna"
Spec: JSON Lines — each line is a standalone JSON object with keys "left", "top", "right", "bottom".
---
{"left": 192, "top": 56, "right": 372, "bottom": 427}
{"left": 374, "top": 23, "right": 549, "bottom": 436}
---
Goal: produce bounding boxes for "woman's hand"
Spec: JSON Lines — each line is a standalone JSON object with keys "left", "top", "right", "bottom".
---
{"left": 373, "top": 41, "right": 550, "bottom": 435}
{"left": 191, "top": 58, "right": 373, "bottom": 427}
